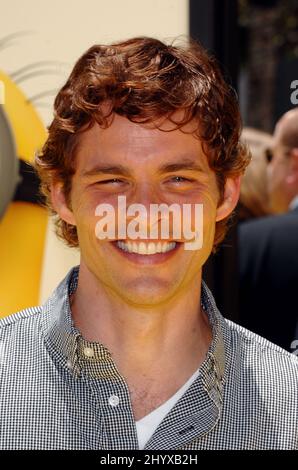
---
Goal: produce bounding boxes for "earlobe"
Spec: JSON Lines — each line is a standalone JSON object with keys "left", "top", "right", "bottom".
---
{"left": 50, "top": 181, "right": 76, "bottom": 226}
{"left": 215, "top": 175, "right": 242, "bottom": 222}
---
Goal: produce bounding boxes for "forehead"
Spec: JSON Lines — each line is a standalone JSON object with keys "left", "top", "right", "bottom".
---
{"left": 75, "top": 113, "right": 210, "bottom": 170}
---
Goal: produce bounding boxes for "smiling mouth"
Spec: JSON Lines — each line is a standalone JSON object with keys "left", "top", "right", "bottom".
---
{"left": 116, "top": 240, "right": 177, "bottom": 255}
{"left": 110, "top": 239, "right": 182, "bottom": 263}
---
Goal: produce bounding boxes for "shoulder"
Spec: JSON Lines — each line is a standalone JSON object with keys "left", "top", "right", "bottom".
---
{"left": 0, "top": 305, "right": 42, "bottom": 326}
{"left": 0, "top": 305, "right": 43, "bottom": 340}
{"left": 216, "top": 318, "right": 298, "bottom": 448}
{"left": 0, "top": 306, "right": 48, "bottom": 391}
{"left": 239, "top": 211, "right": 298, "bottom": 239}
{"left": 224, "top": 318, "right": 298, "bottom": 386}
{"left": 239, "top": 213, "right": 298, "bottom": 269}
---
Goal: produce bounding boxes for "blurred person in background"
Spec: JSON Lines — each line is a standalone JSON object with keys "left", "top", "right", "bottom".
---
{"left": 267, "top": 108, "right": 298, "bottom": 214}
{"left": 239, "top": 108, "right": 298, "bottom": 352}
{"left": 237, "top": 127, "right": 273, "bottom": 222}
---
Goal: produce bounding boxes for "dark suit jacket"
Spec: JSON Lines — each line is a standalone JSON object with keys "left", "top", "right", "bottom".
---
{"left": 238, "top": 207, "right": 298, "bottom": 351}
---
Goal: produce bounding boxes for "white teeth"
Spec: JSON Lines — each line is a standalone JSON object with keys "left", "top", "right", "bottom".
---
{"left": 161, "top": 242, "right": 170, "bottom": 253}
{"left": 116, "top": 240, "right": 177, "bottom": 255}
{"left": 147, "top": 242, "right": 156, "bottom": 254}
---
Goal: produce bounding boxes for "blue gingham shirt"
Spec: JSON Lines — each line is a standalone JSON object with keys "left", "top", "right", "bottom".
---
{"left": 0, "top": 265, "right": 297, "bottom": 449}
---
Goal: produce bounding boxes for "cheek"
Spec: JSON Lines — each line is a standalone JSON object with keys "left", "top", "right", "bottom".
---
{"left": 71, "top": 193, "right": 99, "bottom": 239}
{"left": 201, "top": 191, "right": 219, "bottom": 243}
{"left": 183, "top": 192, "right": 217, "bottom": 252}
{"left": 271, "top": 166, "right": 285, "bottom": 189}
{"left": 201, "top": 189, "right": 218, "bottom": 219}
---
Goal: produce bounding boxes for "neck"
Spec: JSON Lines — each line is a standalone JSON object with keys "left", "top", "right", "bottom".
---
{"left": 70, "top": 261, "right": 212, "bottom": 386}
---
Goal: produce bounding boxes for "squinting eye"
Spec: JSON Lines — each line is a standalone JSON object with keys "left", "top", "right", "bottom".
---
{"left": 169, "top": 176, "right": 192, "bottom": 183}
{"left": 96, "top": 178, "right": 124, "bottom": 185}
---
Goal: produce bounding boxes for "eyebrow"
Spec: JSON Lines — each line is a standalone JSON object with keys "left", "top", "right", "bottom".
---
{"left": 81, "top": 165, "right": 131, "bottom": 177}
{"left": 81, "top": 158, "right": 205, "bottom": 178}
{"left": 157, "top": 161, "right": 204, "bottom": 173}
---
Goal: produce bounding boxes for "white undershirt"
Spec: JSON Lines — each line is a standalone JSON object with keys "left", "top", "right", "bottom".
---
{"left": 135, "top": 367, "right": 201, "bottom": 449}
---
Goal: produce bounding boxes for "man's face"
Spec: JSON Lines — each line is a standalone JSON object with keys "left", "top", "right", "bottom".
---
{"left": 267, "top": 124, "right": 291, "bottom": 214}
{"left": 62, "top": 114, "right": 232, "bottom": 306}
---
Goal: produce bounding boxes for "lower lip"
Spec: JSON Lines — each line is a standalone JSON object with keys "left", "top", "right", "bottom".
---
{"left": 110, "top": 241, "right": 183, "bottom": 265}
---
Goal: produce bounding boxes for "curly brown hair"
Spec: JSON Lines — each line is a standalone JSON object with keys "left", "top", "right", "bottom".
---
{"left": 35, "top": 36, "right": 251, "bottom": 252}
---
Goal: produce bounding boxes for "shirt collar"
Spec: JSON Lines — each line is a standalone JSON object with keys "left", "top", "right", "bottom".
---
{"left": 41, "top": 264, "right": 228, "bottom": 397}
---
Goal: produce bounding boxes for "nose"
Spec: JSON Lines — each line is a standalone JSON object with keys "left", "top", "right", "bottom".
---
{"left": 125, "top": 183, "right": 161, "bottom": 237}
{"left": 129, "top": 182, "right": 162, "bottom": 211}
{"left": 124, "top": 182, "right": 181, "bottom": 241}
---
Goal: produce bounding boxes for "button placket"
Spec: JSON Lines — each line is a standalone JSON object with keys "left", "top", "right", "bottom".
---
{"left": 83, "top": 347, "right": 95, "bottom": 358}
{"left": 108, "top": 395, "right": 120, "bottom": 407}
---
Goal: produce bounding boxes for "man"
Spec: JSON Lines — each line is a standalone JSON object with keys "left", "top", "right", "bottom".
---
{"left": 238, "top": 127, "right": 273, "bottom": 221}
{"left": 239, "top": 108, "right": 298, "bottom": 351}
{"left": 267, "top": 108, "right": 298, "bottom": 215}
{"left": 0, "top": 38, "right": 297, "bottom": 450}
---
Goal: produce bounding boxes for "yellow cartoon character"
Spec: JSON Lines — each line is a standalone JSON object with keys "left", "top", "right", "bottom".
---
{"left": 0, "top": 69, "right": 48, "bottom": 316}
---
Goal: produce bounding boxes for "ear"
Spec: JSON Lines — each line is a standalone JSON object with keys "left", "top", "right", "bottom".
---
{"left": 50, "top": 181, "right": 76, "bottom": 226}
{"left": 215, "top": 175, "right": 242, "bottom": 222}
{"left": 286, "top": 148, "right": 298, "bottom": 185}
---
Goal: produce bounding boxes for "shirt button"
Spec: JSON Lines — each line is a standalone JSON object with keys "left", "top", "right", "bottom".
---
{"left": 83, "top": 347, "right": 94, "bottom": 358}
{"left": 108, "top": 395, "right": 120, "bottom": 407}
{"left": 66, "top": 359, "right": 73, "bottom": 369}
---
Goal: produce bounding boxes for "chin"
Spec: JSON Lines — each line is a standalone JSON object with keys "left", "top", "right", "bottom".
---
{"left": 116, "top": 277, "right": 176, "bottom": 306}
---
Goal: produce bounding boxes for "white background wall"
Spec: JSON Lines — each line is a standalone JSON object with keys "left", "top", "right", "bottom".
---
{"left": 1, "top": 0, "right": 189, "bottom": 301}
{"left": 1, "top": 0, "right": 189, "bottom": 125}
